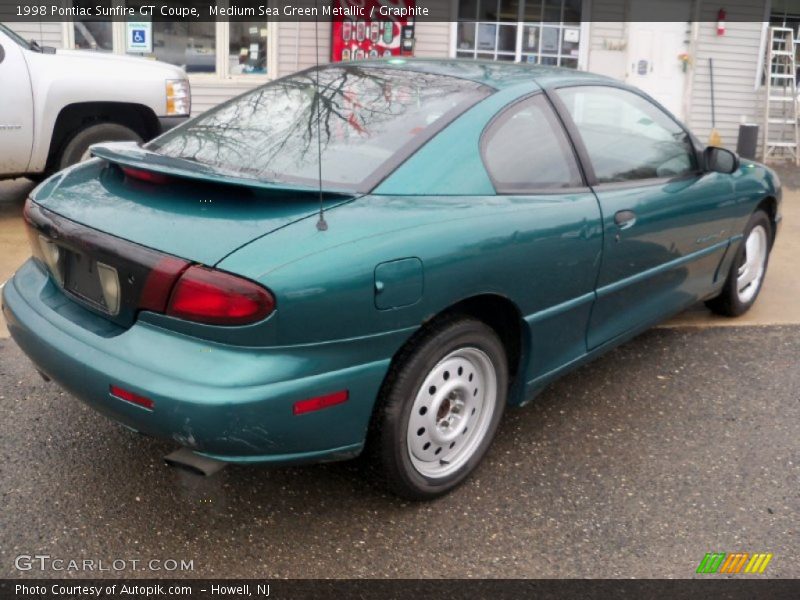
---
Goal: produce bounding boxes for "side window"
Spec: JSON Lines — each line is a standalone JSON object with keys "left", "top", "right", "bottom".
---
{"left": 481, "top": 95, "right": 583, "bottom": 192}
{"left": 555, "top": 86, "right": 695, "bottom": 183}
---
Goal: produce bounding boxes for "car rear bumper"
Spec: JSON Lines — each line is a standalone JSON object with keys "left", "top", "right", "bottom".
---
{"left": 2, "top": 260, "right": 408, "bottom": 464}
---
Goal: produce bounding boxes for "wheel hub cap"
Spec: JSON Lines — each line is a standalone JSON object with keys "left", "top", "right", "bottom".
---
{"left": 736, "top": 224, "right": 768, "bottom": 304}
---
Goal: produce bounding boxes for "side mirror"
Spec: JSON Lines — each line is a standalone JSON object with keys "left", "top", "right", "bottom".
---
{"left": 704, "top": 146, "right": 739, "bottom": 174}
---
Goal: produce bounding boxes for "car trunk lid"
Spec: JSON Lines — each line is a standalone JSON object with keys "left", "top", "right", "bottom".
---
{"left": 26, "top": 144, "right": 354, "bottom": 327}
{"left": 33, "top": 144, "right": 353, "bottom": 266}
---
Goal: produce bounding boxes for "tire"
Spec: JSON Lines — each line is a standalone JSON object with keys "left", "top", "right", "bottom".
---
{"left": 56, "top": 123, "right": 142, "bottom": 171}
{"left": 705, "top": 210, "right": 772, "bottom": 317}
{"left": 372, "top": 315, "right": 509, "bottom": 500}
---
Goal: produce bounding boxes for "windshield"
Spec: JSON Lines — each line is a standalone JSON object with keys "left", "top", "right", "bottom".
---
{"left": 149, "top": 65, "right": 492, "bottom": 192}
{"left": 0, "top": 23, "right": 33, "bottom": 49}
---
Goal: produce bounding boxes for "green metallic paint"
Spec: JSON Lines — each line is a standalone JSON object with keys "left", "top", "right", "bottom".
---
{"left": 374, "top": 258, "right": 424, "bottom": 310}
{"left": 34, "top": 158, "right": 351, "bottom": 266}
{"left": 2, "top": 62, "right": 781, "bottom": 465}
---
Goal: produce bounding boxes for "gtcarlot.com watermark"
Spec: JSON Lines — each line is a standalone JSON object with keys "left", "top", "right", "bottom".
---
{"left": 14, "top": 554, "right": 194, "bottom": 572}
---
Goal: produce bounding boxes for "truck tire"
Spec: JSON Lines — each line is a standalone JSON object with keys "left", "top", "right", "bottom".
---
{"left": 57, "top": 123, "right": 142, "bottom": 171}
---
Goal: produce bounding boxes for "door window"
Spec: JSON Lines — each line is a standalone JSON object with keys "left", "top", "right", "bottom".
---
{"left": 481, "top": 94, "right": 583, "bottom": 192}
{"left": 555, "top": 86, "right": 695, "bottom": 183}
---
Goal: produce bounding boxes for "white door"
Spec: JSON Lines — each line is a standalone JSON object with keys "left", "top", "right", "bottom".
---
{"left": 626, "top": 14, "right": 690, "bottom": 120}
{"left": 0, "top": 30, "right": 34, "bottom": 175}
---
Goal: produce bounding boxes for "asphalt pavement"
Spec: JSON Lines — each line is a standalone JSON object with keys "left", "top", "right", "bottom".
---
{"left": 1, "top": 173, "right": 798, "bottom": 579}
{"left": 1, "top": 325, "right": 797, "bottom": 578}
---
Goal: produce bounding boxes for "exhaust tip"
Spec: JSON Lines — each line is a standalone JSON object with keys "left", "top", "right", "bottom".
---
{"left": 164, "top": 448, "right": 227, "bottom": 477}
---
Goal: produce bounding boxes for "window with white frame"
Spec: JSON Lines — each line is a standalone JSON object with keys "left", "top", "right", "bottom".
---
{"left": 456, "top": 0, "right": 582, "bottom": 67}
{"left": 68, "top": 0, "right": 273, "bottom": 78}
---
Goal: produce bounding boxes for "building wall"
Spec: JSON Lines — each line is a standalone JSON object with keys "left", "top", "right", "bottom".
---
{"left": 686, "top": 2, "right": 766, "bottom": 151}
{"left": 6, "top": 9, "right": 771, "bottom": 143}
{"left": 276, "top": 20, "right": 330, "bottom": 77}
{"left": 6, "top": 21, "right": 63, "bottom": 46}
{"left": 586, "top": 0, "right": 628, "bottom": 80}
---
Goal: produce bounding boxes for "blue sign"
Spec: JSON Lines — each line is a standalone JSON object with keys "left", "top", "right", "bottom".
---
{"left": 132, "top": 29, "right": 146, "bottom": 44}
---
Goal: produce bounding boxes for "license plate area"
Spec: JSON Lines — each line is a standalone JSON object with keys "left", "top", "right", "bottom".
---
{"left": 24, "top": 200, "right": 188, "bottom": 328}
{"left": 63, "top": 249, "right": 118, "bottom": 315}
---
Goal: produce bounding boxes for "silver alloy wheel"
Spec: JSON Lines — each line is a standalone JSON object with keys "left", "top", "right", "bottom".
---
{"left": 736, "top": 224, "right": 768, "bottom": 304}
{"left": 407, "top": 347, "right": 498, "bottom": 479}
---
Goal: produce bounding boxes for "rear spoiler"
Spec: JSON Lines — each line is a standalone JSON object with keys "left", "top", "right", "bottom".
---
{"left": 90, "top": 142, "right": 355, "bottom": 196}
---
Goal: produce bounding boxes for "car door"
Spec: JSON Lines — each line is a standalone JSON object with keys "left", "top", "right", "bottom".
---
{"left": 480, "top": 93, "right": 603, "bottom": 379}
{"left": 0, "top": 27, "right": 34, "bottom": 174}
{"left": 550, "top": 85, "right": 737, "bottom": 349}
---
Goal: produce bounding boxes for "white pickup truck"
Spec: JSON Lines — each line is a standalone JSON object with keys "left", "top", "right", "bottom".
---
{"left": 0, "top": 23, "right": 190, "bottom": 180}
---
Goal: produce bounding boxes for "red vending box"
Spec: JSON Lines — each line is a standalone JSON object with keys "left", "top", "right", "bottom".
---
{"left": 331, "top": 0, "right": 416, "bottom": 62}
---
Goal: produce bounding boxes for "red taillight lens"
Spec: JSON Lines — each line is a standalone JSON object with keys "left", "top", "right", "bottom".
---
{"left": 138, "top": 256, "right": 190, "bottom": 313}
{"left": 122, "top": 166, "right": 172, "bottom": 185}
{"left": 292, "top": 390, "right": 349, "bottom": 415}
{"left": 166, "top": 266, "right": 275, "bottom": 326}
{"left": 110, "top": 385, "right": 155, "bottom": 410}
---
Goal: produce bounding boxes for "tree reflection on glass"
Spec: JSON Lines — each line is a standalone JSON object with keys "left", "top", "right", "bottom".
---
{"left": 150, "top": 66, "right": 490, "bottom": 190}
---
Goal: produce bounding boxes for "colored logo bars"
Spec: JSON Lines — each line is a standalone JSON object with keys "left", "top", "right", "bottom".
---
{"left": 696, "top": 552, "right": 773, "bottom": 574}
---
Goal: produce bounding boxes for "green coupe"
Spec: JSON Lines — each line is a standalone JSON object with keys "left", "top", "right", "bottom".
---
{"left": 2, "top": 60, "right": 780, "bottom": 499}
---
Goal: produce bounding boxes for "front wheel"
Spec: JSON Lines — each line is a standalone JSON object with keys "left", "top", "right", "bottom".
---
{"left": 706, "top": 210, "right": 772, "bottom": 317}
{"left": 373, "top": 316, "right": 508, "bottom": 500}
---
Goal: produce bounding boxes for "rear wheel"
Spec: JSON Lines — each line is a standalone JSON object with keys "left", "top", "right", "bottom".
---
{"left": 373, "top": 316, "right": 508, "bottom": 500}
{"left": 706, "top": 210, "right": 772, "bottom": 317}
{"left": 57, "top": 123, "right": 142, "bottom": 171}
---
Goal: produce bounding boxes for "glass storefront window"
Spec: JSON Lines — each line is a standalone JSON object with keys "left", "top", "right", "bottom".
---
{"left": 229, "top": 23, "right": 268, "bottom": 75}
{"left": 73, "top": 0, "right": 112, "bottom": 51}
{"left": 456, "top": 0, "right": 582, "bottom": 67}
{"left": 81, "top": 2, "right": 272, "bottom": 78}
{"left": 153, "top": 21, "right": 216, "bottom": 73}
{"left": 126, "top": 1, "right": 216, "bottom": 73}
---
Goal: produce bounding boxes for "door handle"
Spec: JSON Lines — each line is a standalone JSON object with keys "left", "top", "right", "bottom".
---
{"left": 614, "top": 210, "right": 637, "bottom": 230}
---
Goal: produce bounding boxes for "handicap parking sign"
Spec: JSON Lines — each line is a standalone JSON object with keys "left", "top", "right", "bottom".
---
{"left": 126, "top": 21, "right": 152, "bottom": 53}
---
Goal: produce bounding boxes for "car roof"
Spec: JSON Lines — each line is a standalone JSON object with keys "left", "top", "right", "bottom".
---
{"left": 347, "top": 58, "right": 618, "bottom": 91}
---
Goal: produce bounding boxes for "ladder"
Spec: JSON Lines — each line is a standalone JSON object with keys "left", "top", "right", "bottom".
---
{"left": 763, "top": 27, "right": 799, "bottom": 165}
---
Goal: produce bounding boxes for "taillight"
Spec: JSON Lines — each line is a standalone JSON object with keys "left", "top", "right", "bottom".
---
{"left": 138, "top": 256, "right": 190, "bottom": 313}
{"left": 121, "top": 166, "right": 172, "bottom": 185}
{"left": 166, "top": 266, "right": 275, "bottom": 326}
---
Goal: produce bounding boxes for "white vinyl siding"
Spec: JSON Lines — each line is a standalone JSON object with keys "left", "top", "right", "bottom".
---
{"left": 584, "top": 1, "right": 627, "bottom": 79}
{"left": 686, "top": 3, "right": 765, "bottom": 151}
{"left": 276, "top": 20, "right": 329, "bottom": 77}
{"left": 6, "top": 21, "right": 64, "bottom": 47}
{"left": 415, "top": 22, "right": 452, "bottom": 58}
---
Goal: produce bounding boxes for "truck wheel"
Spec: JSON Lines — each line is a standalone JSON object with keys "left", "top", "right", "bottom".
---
{"left": 57, "top": 123, "right": 142, "bottom": 170}
{"left": 373, "top": 316, "right": 508, "bottom": 500}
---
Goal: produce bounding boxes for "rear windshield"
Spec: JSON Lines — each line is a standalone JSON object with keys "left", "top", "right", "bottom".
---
{"left": 149, "top": 66, "right": 491, "bottom": 192}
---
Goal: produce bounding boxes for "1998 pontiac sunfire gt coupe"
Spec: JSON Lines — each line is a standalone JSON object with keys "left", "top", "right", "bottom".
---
{"left": 3, "top": 61, "right": 781, "bottom": 499}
